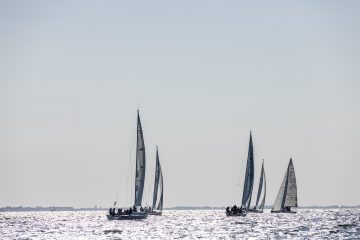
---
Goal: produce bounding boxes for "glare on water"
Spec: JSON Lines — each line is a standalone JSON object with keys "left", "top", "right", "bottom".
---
{"left": 1, "top": 209, "right": 359, "bottom": 239}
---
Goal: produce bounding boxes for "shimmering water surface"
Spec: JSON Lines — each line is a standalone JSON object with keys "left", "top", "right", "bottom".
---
{"left": 1, "top": 209, "right": 359, "bottom": 239}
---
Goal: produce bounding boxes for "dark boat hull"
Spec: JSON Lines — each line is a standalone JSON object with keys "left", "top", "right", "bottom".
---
{"left": 271, "top": 210, "right": 296, "bottom": 214}
{"left": 226, "top": 211, "right": 247, "bottom": 217}
{"left": 106, "top": 213, "right": 148, "bottom": 220}
{"left": 248, "top": 209, "right": 263, "bottom": 213}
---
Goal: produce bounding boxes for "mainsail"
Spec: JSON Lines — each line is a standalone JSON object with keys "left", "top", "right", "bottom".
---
{"left": 272, "top": 158, "right": 297, "bottom": 212}
{"left": 152, "top": 147, "right": 164, "bottom": 211}
{"left": 241, "top": 132, "right": 255, "bottom": 209}
{"left": 157, "top": 171, "right": 164, "bottom": 210}
{"left": 259, "top": 164, "right": 266, "bottom": 210}
{"left": 134, "top": 111, "right": 146, "bottom": 206}
{"left": 254, "top": 160, "right": 266, "bottom": 211}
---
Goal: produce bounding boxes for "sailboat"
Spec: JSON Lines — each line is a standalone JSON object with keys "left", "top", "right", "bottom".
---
{"left": 226, "top": 132, "right": 254, "bottom": 217}
{"left": 107, "top": 110, "right": 148, "bottom": 220}
{"left": 249, "top": 160, "right": 266, "bottom": 213}
{"left": 148, "top": 146, "right": 164, "bottom": 215}
{"left": 271, "top": 158, "right": 298, "bottom": 213}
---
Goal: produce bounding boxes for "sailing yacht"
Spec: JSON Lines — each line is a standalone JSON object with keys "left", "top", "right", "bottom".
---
{"left": 271, "top": 158, "right": 298, "bottom": 213}
{"left": 148, "top": 146, "right": 164, "bottom": 215}
{"left": 107, "top": 110, "right": 148, "bottom": 220}
{"left": 249, "top": 160, "right": 266, "bottom": 213}
{"left": 226, "top": 132, "right": 255, "bottom": 217}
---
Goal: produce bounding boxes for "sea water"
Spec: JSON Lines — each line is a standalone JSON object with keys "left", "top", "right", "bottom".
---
{"left": 1, "top": 209, "right": 359, "bottom": 239}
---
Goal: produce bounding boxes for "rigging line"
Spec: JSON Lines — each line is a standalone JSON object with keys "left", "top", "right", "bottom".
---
{"left": 146, "top": 176, "right": 151, "bottom": 207}
{"left": 126, "top": 177, "right": 131, "bottom": 206}
{"left": 233, "top": 139, "right": 248, "bottom": 205}
{"left": 128, "top": 119, "right": 136, "bottom": 206}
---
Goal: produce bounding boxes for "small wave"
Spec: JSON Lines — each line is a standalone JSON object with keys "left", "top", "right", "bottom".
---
{"left": 337, "top": 223, "right": 357, "bottom": 229}
{"left": 104, "top": 229, "right": 122, "bottom": 234}
{"left": 234, "top": 221, "right": 246, "bottom": 225}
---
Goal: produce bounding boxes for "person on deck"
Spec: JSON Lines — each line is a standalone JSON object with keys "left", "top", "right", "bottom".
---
{"left": 226, "top": 207, "right": 230, "bottom": 213}
{"left": 232, "top": 205, "right": 237, "bottom": 213}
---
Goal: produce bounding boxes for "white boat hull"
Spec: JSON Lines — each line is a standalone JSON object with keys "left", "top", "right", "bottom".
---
{"left": 106, "top": 212, "right": 148, "bottom": 220}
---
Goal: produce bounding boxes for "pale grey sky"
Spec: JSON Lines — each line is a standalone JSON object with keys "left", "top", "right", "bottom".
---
{"left": 0, "top": 1, "right": 359, "bottom": 208}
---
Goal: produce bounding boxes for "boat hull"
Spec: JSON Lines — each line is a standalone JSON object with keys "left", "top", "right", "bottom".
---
{"left": 271, "top": 210, "right": 296, "bottom": 214}
{"left": 226, "top": 211, "right": 247, "bottom": 217}
{"left": 148, "top": 211, "right": 162, "bottom": 216}
{"left": 106, "top": 212, "right": 148, "bottom": 220}
{"left": 248, "top": 209, "right": 263, "bottom": 213}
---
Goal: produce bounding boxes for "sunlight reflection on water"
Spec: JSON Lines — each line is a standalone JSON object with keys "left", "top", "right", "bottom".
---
{"left": 1, "top": 209, "right": 359, "bottom": 239}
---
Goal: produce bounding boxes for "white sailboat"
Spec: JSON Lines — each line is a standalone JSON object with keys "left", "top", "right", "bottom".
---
{"left": 226, "top": 132, "right": 255, "bottom": 217}
{"left": 107, "top": 110, "right": 148, "bottom": 220}
{"left": 148, "top": 146, "right": 164, "bottom": 215}
{"left": 271, "top": 158, "right": 298, "bottom": 213}
{"left": 249, "top": 159, "right": 266, "bottom": 213}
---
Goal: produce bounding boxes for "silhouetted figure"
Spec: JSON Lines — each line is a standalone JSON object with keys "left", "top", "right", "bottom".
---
{"left": 109, "top": 208, "right": 113, "bottom": 216}
{"left": 231, "top": 205, "right": 238, "bottom": 213}
{"left": 133, "top": 205, "right": 137, "bottom": 212}
{"left": 226, "top": 207, "right": 230, "bottom": 213}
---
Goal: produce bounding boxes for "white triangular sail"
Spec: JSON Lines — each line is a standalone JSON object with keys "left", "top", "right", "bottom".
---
{"left": 152, "top": 147, "right": 163, "bottom": 211}
{"left": 272, "top": 158, "right": 297, "bottom": 212}
{"left": 134, "top": 111, "right": 146, "bottom": 206}
{"left": 284, "top": 159, "right": 297, "bottom": 207}
{"left": 241, "top": 132, "right": 255, "bottom": 210}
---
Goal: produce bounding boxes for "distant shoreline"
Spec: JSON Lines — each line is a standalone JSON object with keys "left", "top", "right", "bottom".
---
{"left": 0, "top": 205, "right": 359, "bottom": 212}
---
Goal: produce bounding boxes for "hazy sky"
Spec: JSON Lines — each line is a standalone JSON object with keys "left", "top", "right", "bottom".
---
{"left": 1, "top": 1, "right": 359, "bottom": 208}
